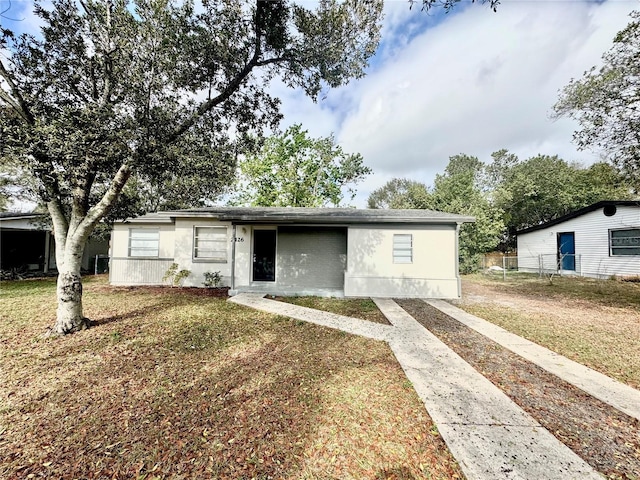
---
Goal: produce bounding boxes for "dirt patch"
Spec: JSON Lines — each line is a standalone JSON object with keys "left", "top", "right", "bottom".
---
{"left": 92, "top": 285, "right": 230, "bottom": 297}
{"left": 397, "top": 299, "right": 640, "bottom": 480}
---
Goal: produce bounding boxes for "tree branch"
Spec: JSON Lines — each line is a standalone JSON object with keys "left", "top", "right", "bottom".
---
{"left": 77, "top": 163, "right": 131, "bottom": 238}
{"left": 0, "top": 59, "right": 35, "bottom": 124}
{"left": 165, "top": 0, "right": 268, "bottom": 145}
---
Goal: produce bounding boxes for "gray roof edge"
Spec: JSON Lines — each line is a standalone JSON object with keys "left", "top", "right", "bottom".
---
{"left": 151, "top": 207, "right": 475, "bottom": 224}
{"left": 516, "top": 200, "right": 640, "bottom": 235}
{"left": 0, "top": 212, "right": 45, "bottom": 221}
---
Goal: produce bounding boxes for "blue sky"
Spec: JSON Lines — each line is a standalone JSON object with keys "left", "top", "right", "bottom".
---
{"left": 2, "top": 0, "right": 638, "bottom": 208}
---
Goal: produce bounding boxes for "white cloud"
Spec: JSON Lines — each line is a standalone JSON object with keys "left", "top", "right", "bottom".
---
{"left": 275, "top": 0, "right": 637, "bottom": 206}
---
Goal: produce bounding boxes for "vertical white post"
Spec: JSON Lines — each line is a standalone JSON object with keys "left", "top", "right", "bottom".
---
{"left": 43, "top": 231, "right": 51, "bottom": 273}
{"left": 538, "top": 254, "right": 543, "bottom": 278}
{"left": 502, "top": 255, "right": 506, "bottom": 281}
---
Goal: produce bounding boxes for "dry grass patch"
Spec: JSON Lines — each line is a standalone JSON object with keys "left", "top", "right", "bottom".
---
{"left": 275, "top": 296, "right": 390, "bottom": 325}
{"left": 459, "top": 274, "right": 640, "bottom": 388}
{"left": 0, "top": 276, "right": 460, "bottom": 479}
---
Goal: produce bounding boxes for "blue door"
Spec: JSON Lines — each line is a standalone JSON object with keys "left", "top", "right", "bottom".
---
{"left": 558, "top": 232, "right": 575, "bottom": 271}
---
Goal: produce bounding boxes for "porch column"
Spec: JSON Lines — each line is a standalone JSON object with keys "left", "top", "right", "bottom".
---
{"left": 43, "top": 231, "right": 51, "bottom": 273}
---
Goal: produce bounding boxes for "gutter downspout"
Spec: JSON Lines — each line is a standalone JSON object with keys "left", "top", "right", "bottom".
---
{"left": 455, "top": 222, "right": 462, "bottom": 298}
{"left": 230, "top": 224, "right": 236, "bottom": 292}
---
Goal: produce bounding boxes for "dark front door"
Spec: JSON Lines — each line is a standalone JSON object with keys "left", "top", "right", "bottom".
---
{"left": 253, "top": 230, "right": 276, "bottom": 282}
{"left": 557, "top": 232, "right": 575, "bottom": 271}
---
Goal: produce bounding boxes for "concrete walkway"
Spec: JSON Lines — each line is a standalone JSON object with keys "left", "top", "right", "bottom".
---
{"left": 230, "top": 293, "right": 601, "bottom": 480}
{"left": 429, "top": 299, "right": 640, "bottom": 422}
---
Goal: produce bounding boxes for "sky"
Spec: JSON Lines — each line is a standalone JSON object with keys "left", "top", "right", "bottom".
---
{"left": 1, "top": 0, "right": 638, "bottom": 208}
{"left": 269, "top": 0, "right": 639, "bottom": 206}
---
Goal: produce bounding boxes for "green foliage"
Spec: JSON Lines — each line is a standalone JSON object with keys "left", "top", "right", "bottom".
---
{"left": 0, "top": 0, "right": 383, "bottom": 226}
{"left": 203, "top": 271, "right": 223, "bottom": 288}
{"left": 233, "top": 124, "right": 371, "bottom": 207}
{"left": 162, "top": 263, "right": 179, "bottom": 286}
{"left": 0, "top": 0, "right": 384, "bottom": 330}
{"left": 163, "top": 263, "right": 190, "bottom": 287}
{"left": 489, "top": 152, "right": 634, "bottom": 238}
{"left": 367, "top": 178, "right": 432, "bottom": 209}
{"left": 554, "top": 11, "right": 640, "bottom": 190}
{"left": 431, "top": 155, "right": 504, "bottom": 273}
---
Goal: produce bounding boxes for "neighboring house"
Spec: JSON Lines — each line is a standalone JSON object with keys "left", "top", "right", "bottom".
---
{"left": 0, "top": 212, "right": 108, "bottom": 273}
{"left": 517, "top": 200, "right": 640, "bottom": 278}
{"left": 109, "top": 207, "right": 474, "bottom": 298}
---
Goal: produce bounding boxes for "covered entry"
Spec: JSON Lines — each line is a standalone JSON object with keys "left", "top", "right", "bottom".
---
{"left": 276, "top": 226, "right": 347, "bottom": 290}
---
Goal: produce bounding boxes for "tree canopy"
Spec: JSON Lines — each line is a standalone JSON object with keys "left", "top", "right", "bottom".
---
{"left": 0, "top": 0, "right": 383, "bottom": 333}
{"left": 554, "top": 11, "right": 640, "bottom": 189}
{"left": 233, "top": 124, "right": 370, "bottom": 207}
{"left": 367, "top": 178, "right": 432, "bottom": 209}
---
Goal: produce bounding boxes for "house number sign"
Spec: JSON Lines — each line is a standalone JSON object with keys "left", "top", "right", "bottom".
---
{"left": 232, "top": 237, "right": 245, "bottom": 242}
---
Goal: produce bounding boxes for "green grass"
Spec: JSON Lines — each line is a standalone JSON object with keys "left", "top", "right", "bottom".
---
{"left": 0, "top": 275, "right": 460, "bottom": 479}
{"left": 275, "top": 296, "right": 390, "bottom": 325}
{"left": 460, "top": 274, "right": 640, "bottom": 388}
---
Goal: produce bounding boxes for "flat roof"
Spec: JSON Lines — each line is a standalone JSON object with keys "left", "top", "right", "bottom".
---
{"left": 517, "top": 200, "right": 640, "bottom": 234}
{"left": 121, "top": 207, "right": 474, "bottom": 225}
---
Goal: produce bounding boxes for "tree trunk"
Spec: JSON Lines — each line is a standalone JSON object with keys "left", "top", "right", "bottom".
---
{"left": 52, "top": 239, "right": 91, "bottom": 334}
{"left": 54, "top": 268, "right": 90, "bottom": 334}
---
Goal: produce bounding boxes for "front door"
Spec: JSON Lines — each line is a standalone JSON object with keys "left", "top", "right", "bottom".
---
{"left": 557, "top": 232, "right": 575, "bottom": 271}
{"left": 253, "top": 230, "right": 276, "bottom": 282}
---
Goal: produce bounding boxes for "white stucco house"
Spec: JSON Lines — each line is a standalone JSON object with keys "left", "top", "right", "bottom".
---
{"left": 109, "top": 207, "right": 474, "bottom": 298}
{"left": 517, "top": 201, "right": 640, "bottom": 278}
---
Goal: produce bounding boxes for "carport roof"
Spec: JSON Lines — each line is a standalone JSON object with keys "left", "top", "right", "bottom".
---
{"left": 123, "top": 207, "right": 474, "bottom": 225}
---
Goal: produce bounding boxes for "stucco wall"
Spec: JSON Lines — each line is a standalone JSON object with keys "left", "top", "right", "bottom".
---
{"left": 173, "top": 219, "right": 233, "bottom": 287}
{"left": 344, "top": 225, "right": 460, "bottom": 298}
{"left": 109, "top": 223, "right": 176, "bottom": 285}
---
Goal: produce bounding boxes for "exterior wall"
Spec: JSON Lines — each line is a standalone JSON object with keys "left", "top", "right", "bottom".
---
{"left": 517, "top": 206, "right": 640, "bottom": 278}
{"left": 173, "top": 219, "right": 233, "bottom": 287}
{"left": 232, "top": 226, "right": 347, "bottom": 292}
{"left": 109, "top": 218, "right": 464, "bottom": 297}
{"left": 344, "top": 224, "right": 460, "bottom": 298}
{"left": 276, "top": 227, "right": 347, "bottom": 289}
{"left": 109, "top": 223, "right": 176, "bottom": 285}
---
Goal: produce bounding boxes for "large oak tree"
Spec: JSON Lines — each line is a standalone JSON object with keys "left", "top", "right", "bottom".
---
{"left": 0, "top": 0, "right": 383, "bottom": 334}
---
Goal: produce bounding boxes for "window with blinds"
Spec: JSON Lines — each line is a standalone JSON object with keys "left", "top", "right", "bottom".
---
{"left": 128, "top": 229, "right": 160, "bottom": 257}
{"left": 610, "top": 228, "right": 640, "bottom": 256}
{"left": 393, "top": 234, "right": 413, "bottom": 264}
{"left": 194, "top": 227, "right": 228, "bottom": 261}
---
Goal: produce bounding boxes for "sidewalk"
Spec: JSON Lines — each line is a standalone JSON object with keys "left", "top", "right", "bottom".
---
{"left": 230, "top": 293, "right": 601, "bottom": 480}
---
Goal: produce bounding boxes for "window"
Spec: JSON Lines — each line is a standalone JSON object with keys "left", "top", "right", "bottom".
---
{"left": 610, "top": 228, "right": 640, "bottom": 256}
{"left": 393, "top": 234, "right": 413, "bottom": 263}
{"left": 194, "top": 227, "right": 227, "bottom": 261}
{"left": 129, "top": 229, "right": 159, "bottom": 257}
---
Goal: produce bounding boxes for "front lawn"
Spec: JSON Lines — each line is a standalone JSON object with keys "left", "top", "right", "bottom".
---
{"left": 0, "top": 276, "right": 460, "bottom": 479}
{"left": 459, "top": 274, "right": 640, "bottom": 388}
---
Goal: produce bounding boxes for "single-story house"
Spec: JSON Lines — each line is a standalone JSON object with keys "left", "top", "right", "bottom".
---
{"left": 109, "top": 207, "right": 474, "bottom": 298}
{"left": 517, "top": 200, "right": 640, "bottom": 278}
{"left": 0, "top": 212, "right": 109, "bottom": 273}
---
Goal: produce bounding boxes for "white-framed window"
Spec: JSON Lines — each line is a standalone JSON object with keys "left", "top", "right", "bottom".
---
{"left": 193, "top": 226, "right": 227, "bottom": 261}
{"left": 393, "top": 234, "right": 413, "bottom": 264}
{"left": 610, "top": 228, "right": 640, "bottom": 256}
{"left": 129, "top": 228, "right": 159, "bottom": 257}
